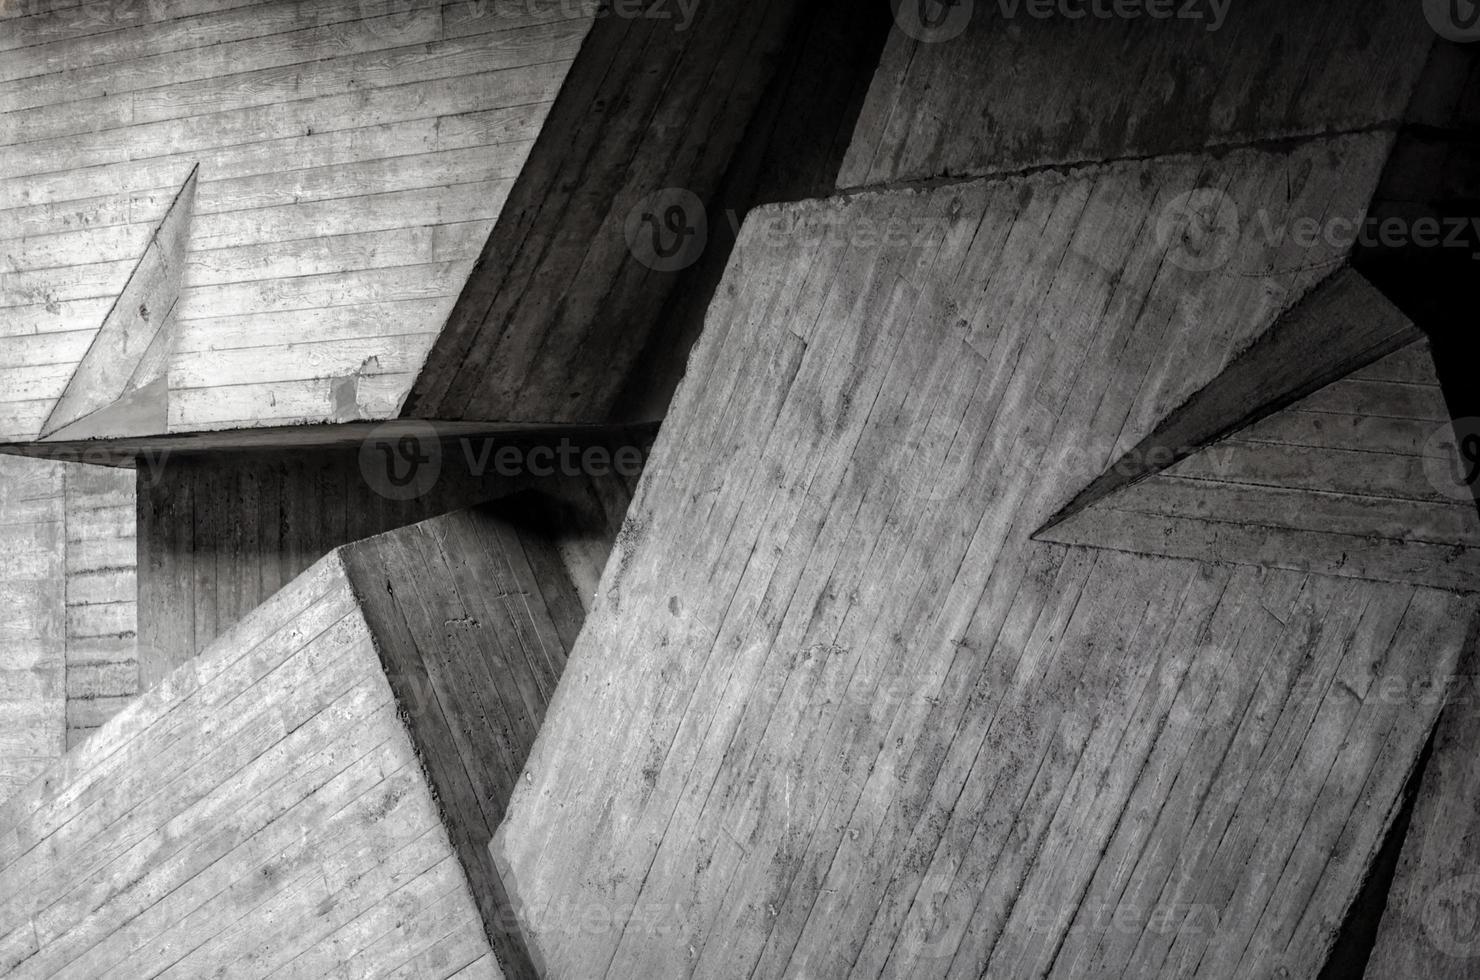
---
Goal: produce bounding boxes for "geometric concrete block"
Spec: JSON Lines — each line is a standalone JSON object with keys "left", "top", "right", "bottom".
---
{"left": 493, "top": 170, "right": 1479, "bottom": 980}
{"left": 0, "top": 498, "right": 583, "bottom": 979}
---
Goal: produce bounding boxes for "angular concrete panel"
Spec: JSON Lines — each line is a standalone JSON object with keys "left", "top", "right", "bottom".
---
{"left": 0, "top": 498, "right": 591, "bottom": 980}
{"left": 492, "top": 159, "right": 1479, "bottom": 980}
{"left": 840, "top": 0, "right": 1438, "bottom": 188}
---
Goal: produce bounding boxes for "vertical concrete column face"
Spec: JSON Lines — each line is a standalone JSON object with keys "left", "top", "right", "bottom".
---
{"left": 0, "top": 457, "right": 136, "bottom": 805}
{"left": 0, "top": 457, "right": 66, "bottom": 805}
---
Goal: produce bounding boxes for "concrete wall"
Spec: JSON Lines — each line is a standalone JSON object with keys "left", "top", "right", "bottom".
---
{"left": 0, "top": 456, "right": 135, "bottom": 803}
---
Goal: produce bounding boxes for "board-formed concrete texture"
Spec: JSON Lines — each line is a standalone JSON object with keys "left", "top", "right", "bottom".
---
{"left": 840, "top": 0, "right": 1439, "bottom": 187}
{"left": 1, "top": 0, "right": 588, "bottom": 442}
{"left": 1038, "top": 269, "right": 1422, "bottom": 527}
{"left": 0, "top": 455, "right": 136, "bottom": 804}
{"left": 491, "top": 161, "right": 1480, "bottom": 979}
{"left": 134, "top": 439, "right": 641, "bottom": 689}
{"left": 398, "top": 0, "right": 812, "bottom": 428}
{"left": 1038, "top": 341, "right": 1480, "bottom": 591}
{"left": 1365, "top": 663, "right": 1480, "bottom": 980}
{"left": 5, "top": 2, "right": 1479, "bottom": 978}
{"left": 0, "top": 456, "right": 65, "bottom": 804}
{"left": 0, "top": 499, "right": 589, "bottom": 980}
{"left": 0, "top": 0, "right": 807, "bottom": 449}
{"left": 841, "top": 0, "right": 1480, "bottom": 366}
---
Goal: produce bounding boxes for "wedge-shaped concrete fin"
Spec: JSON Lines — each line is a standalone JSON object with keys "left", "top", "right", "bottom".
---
{"left": 0, "top": 497, "right": 591, "bottom": 980}
{"left": 1038, "top": 340, "right": 1480, "bottom": 591}
{"left": 42, "top": 375, "right": 170, "bottom": 444}
{"left": 39, "top": 166, "right": 197, "bottom": 441}
{"left": 1040, "top": 267, "right": 1422, "bottom": 532}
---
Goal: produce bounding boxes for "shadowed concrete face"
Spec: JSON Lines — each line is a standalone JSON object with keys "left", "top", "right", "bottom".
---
{"left": 842, "top": 0, "right": 1437, "bottom": 187}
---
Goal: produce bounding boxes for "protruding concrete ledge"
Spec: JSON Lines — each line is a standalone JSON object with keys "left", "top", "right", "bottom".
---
{"left": 133, "top": 430, "right": 645, "bottom": 689}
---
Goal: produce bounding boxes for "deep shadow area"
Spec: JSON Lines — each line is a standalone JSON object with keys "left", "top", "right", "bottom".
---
{"left": 611, "top": 0, "right": 896, "bottom": 422}
{"left": 1317, "top": 724, "right": 1437, "bottom": 980}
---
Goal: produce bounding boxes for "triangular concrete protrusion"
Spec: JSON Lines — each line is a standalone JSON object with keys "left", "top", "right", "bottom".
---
{"left": 1040, "top": 267, "right": 1422, "bottom": 534}
{"left": 42, "top": 376, "right": 169, "bottom": 444}
{"left": 1037, "top": 340, "right": 1480, "bottom": 592}
{"left": 39, "top": 165, "right": 198, "bottom": 441}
